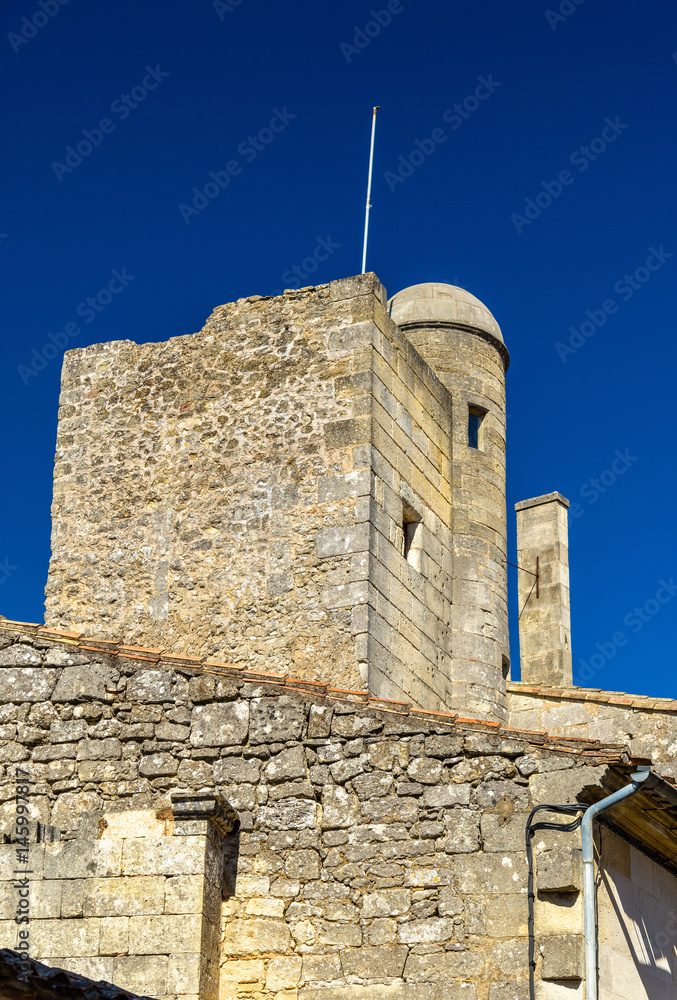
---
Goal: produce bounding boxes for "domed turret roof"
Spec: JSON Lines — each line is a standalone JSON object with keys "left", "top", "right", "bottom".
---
{"left": 388, "top": 282, "right": 504, "bottom": 346}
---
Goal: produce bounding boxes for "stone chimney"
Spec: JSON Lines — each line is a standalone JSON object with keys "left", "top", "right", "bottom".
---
{"left": 515, "top": 492, "right": 572, "bottom": 686}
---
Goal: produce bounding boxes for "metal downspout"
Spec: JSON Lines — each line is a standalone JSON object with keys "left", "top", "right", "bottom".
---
{"left": 581, "top": 766, "right": 651, "bottom": 1000}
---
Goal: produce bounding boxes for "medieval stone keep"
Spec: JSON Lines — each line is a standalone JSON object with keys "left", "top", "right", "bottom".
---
{"left": 1, "top": 274, "right": 676, "bottom": 1000}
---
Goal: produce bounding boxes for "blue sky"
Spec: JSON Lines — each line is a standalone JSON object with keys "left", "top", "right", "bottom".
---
{"left": 1, "top": 0, "right": 676, "bottom": 698}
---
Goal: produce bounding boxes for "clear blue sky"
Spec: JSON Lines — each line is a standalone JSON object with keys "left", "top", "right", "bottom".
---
{"left": 1, "top": 0, "right": 676, "bottom": 699}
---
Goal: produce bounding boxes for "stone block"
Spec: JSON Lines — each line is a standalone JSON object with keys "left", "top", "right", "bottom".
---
{"left": 121, "top": 836, "right": 206, "bottom": 876}
{"left": 139, "top": 753, "right": 178, "bottom": 777}
{"left": 537, "top": 847, "right": 582, "bottom": 893}
{"left": 220, "top": 958, "right": 266, "bottom": 985}
{"left": 302, "top": 954, "right": 342, "bottom": 983}
{"left": 266, "top": 956, "right": 303, "bottom": 990}
{"left": 530, "top": 766, "right": 607, "bottom": 807}
{"left": 52, "top": 663, "right": 118, "bottom": 702}
{"left": 78, "top": 760, "right": 137, "bottom": 782}
{"left": 352, "top": 772, "right": 393, "bottom": 799}
{"left": 155, "top": 722, "right": 190, "bottom": 741}
{"left": 44, "top": 841, "right": 122, "bottom": 880}
{"left": 368, "top": 740, "right": 409, "bottom": 770}
{"left": 164, "top": 874, "right": 203, "bottom": 914}
{"left": 540, "top": 934, "right": 584, "bottom": 980}
{"left": 308, "top": 705, "right": 333, "bottom": 738}
{"left": 0, "top": 667, "right": 56, "bottom": 702}
{"left": 0, "top": 645, "right": 41, "bottom": 667}
{"left": 126, "top": 669, "right": 174, "bottom": 702}
{"left": 112, "top": 955, "right": 168, "bottom": 997}
{"left": 363, "top": 888, "right": 410, "bottom": 918}
{"left": 423, "top": 784, "right": 471, "bottom": 809}
{"left": 245, "top": 897, "right": 285, "bottom": 917}
{"left": 485, "top": 895, "right": 529, "bottom": 938}
{"left": 264, "top": 746, "right": 308, "bottom": 782}
{"left": 321, "top": 785, "right": 360, "bottom": 829}
{"left": 222, "top": 917, "right": 292, "bottom": 955}
{"left": 285, "top": 849, "right": 321, "bottom": 880}
{"left": 99, "top": 916, "right": 129, "bottom": 956}
{"left": 258, "top": 800, "right": 318, "bottom": 830}
{"left": 315, "top": 523, "right": 369, "bottom": 558}
{"left": 168, "top": 954, "right": 202, "bottom": 995}
{"left": 77, "top": 738, "right": 122, "bottom": 761}
{"left": 129, "top": 912, "right": 202, "bottom": 954}
{"left": 217, "top": 783, "right": 256, "bottom": 812}
{"left": 407, "top": 757, "right": 443, "bottom": 784}
{"left": 30, "top": 880, "right": 62, "bottom": 919}
{"left": 249, "top": 697, "right": 304, "bottom": 744}
{"left": 82, "top": 876, "right": 165, "bottom": 917}
{"left": 442, "top": 808, "right": 480, "bottom": 853}
{"left": 453, "top": 853, "right": 526, "bottom": 895}
{"left": 397, "top": 917, "right": 454, "bottom": 945}
{"left": 488, "top": 939, "right": 529, "bottom": 979}
{"left": 300, "top": 988, "right": 477, "bottom": 1000}
{"left": 481, "top": 812, "right": 530, "bottom": 853}
{"left": 360, "top": 797, "right": 418, "bottom": 825}
{"left": 318, "top": 469, "right": 371, "bottom": 502}
{"left": 213, "top": 756, "right": 260, "bottom": 784}
{"left": 191, "top": 702, "right": 249, "bottom": 746}
{"left": 50, "top": 720, "right": 87, "bottom": 743}
{"left": 341, "top": 945, "right": 407, "bottom": 979}
{"left": 319, "top": 922, "right": 362, "bottom": 946}
{"left": 31, "top": 917, "right": 100, "bottom": 958}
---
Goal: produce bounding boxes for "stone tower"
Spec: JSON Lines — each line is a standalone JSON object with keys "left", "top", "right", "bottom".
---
{"left": 45, "top": 273, "right": 510, "bottom": 720}
{"left": 389, "top": 283, "right": 510, "bottom": 719}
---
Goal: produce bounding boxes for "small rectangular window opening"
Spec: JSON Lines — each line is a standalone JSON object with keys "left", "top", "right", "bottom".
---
{"left": 502, "top": 655, "right": 510, "bottom": 681}
{"left": 468, "top": 407, "right": 486, "bottom": 450}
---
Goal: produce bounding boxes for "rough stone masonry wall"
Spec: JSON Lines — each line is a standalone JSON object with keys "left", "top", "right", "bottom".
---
{"left": 44, "top": 273, "right": 457, "bottom": 713}
{"left": 0, "top": 630, "right": 635, "bottom": 1000}
{"left": 507, "top": 683, "right": 677, "bottom": 778}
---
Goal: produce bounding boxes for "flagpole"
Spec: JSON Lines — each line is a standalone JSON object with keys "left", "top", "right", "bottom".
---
{"left": 361, "top": 105, "right": 380, "bottom": 274}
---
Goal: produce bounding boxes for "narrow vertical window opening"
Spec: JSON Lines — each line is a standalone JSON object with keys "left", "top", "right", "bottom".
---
{"left": 402, "top": 502, "right": 423, "bottom": 574}
{"left": 468, "top": 406, "right": 486, "bottom": 449}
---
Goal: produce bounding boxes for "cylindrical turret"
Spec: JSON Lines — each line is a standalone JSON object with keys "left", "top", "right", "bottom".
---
{"left": 389, "top": 282, "right": 510, "bottom": 720}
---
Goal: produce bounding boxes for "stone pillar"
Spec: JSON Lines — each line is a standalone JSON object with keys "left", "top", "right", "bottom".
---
{"left": 515, "top": 492, "right": 572, "bottom": 686}
{"left": 170, "top": 794, "right": 239, "bottom": 1000}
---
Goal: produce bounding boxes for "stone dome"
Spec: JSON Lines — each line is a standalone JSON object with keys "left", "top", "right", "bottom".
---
{"left": 388, "top": 282, "right": 504, "bottom": 346}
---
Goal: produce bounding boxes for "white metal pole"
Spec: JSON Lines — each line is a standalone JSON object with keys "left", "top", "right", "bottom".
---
{"left": 361, "top": 105, "right": 380, "bottom": 274}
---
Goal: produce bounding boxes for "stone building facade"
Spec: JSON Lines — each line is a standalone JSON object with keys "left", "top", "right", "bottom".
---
{"left": 1, "top": 274, "right": 675, "bottom": 1000}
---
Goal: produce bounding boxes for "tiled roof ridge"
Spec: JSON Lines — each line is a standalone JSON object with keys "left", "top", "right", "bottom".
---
{"left": 507, "top": 680, "right": 677, "bottom": 714}
{"left": 0, "top": 619, "right": 635, "bottom": 760}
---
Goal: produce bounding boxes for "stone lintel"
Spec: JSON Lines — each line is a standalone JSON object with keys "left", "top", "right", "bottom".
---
{"left": 515, "top": 492, "right": 569, "bottom": 512}
{"left": 170, "top": 792, "right": 238, "bottom": 837}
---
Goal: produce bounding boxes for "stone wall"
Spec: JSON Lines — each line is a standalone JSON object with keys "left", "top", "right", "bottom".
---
{"left": 0, "top": 626, "right": 640, "bottom": 1000}
{"left": 389, "top": 284, "right": 511, "bottom": 721}
{"left": 507, "top": 682, "right": 677, "bottom": 777}
{"left": 0, "top": 799, "right": 236, "bottom": 1000}
{"left": 44, "top": 274, "right": 458, "bottom": 712}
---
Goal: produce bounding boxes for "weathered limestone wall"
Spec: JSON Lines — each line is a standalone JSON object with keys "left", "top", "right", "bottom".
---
{"left": 507, "top": 683, "right": 677, "bottom": 778}
{"left": 0, "top": 627, "right": 635, "bottom": 1000}
{"left": 389, "top": 284, "right": 510, "bottom": 721}
{"left": 44, "top": 274, "right": 458, "bottom": 711}
{"left": 598, "top": 829, "right": 677, "bottom": 999}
